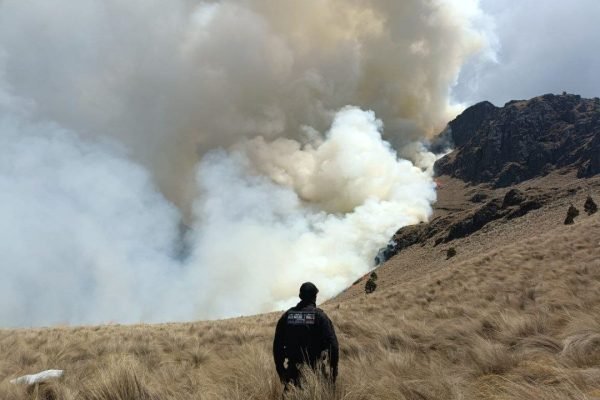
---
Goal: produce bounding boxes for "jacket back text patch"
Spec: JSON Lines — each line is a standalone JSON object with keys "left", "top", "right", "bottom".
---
{"left": 287, "top": 312, "right": 316, "bottom": 326}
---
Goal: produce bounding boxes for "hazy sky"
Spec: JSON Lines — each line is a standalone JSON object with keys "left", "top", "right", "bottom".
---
{"left": 454, "top": 0, "right": 600, "bottom": 106}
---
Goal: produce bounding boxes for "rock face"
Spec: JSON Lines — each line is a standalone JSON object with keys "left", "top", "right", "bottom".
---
{"left": 374, "top": 93, "right": 600, "bottom": 266}
{"left": 374, "top": 188, "right": 548, "bottom": 265}
{"left": 435, "top": 93, "right": 600, "bottom": 186}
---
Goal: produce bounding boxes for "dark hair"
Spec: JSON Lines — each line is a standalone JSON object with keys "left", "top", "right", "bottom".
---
{"left": 299, "top": 282, "right": 319, "bottom": 300}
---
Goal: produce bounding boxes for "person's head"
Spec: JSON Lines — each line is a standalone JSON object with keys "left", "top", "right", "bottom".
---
{"left": 299, "top": 282, "right": 319, "bottom": 302}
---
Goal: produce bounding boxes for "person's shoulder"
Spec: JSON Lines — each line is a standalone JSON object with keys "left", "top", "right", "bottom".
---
{"left": 281, "top": 305, "right": 300, "bottom": 317}
{"left": 278, "top": 307, "right": 294, "bottom": 320}
{"left": 315, "top": 307, "right": 332, "bottom": 320}
{"left": 286, "top": 305, "right": 300, "bottom": 312}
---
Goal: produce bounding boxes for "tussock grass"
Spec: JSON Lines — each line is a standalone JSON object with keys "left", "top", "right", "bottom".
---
{"left": 80, "top": 357, "right": 157, "bottom": 400}
{"left": 0, "top": 211, "right": 599, "bottom": 399}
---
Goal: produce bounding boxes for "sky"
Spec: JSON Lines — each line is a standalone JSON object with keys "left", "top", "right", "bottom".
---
{"left": 453, "top": 0, "right": 600, "bottom": 106}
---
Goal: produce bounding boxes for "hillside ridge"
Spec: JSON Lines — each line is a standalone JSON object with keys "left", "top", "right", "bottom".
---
{"left": 435, "top": 93, "right": 600, "bottom": 186}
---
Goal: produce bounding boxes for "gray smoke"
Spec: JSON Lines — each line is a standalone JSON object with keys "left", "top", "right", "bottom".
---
{"left": 0, "top": 0, "right": 492, "bottom": 326}
{"left": 0, "top": 0, "right": 492, "bottom": 211}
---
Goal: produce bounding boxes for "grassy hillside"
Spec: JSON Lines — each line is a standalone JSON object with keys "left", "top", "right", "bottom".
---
{"left": 1, "top": 177, "right": 599, "bottom": 400}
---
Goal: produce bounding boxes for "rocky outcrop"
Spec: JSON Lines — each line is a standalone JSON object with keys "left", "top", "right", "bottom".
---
{"left": 375, "top": 93, "right": 600, "bottom": 266}
{"left": 444, "top": 189, "right": 545, "bottom": 243}
{"left": 435, "top": 93, "right": 600, "bottom": 187}
{"left": 374, "top": 188, "right": 547, "bottom": 265}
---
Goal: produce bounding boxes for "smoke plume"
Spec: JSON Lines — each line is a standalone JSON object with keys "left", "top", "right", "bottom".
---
{"left": 0, "top": 0, "right": 490, "bottom": 326}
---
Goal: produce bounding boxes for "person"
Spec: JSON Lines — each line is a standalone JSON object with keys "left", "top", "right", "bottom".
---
{"left": 273, "top": 282, "right": 339, "bottom": 389}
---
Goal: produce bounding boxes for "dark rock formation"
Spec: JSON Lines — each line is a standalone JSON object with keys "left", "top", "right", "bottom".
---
{"left": 502, "top": 188, "right": 527, "bottom": 208}
{"left": 470, "top": 193, "right": 488, "bottom": 203}
{"left": 374, "top": 189, "right": 547, "bottom": 264}
{"left": 435, "top": 93, "right": 600, "bottom": 186}
{"left": 447, "top": 101, "right": 498, "bottom": 147}
{"left": 442, "top": 189, "right": 545, "bottom": 243}
{"left": 444, "top": 199, "right": 504, "bottom": 242}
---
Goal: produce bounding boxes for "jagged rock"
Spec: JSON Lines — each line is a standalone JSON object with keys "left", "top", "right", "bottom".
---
{"left": 584, "top": 196, "right": 598, "bottom": 215}
{"left": 506, "top": 199, "right": 544, "bottom": 220}
{"left": 374, "top": 246, "right": 391, "bottom": 265}
{"left": 435, "top": 93, "right": 600, "bottom": 186}
{"left": 376, "top": 190, "right": 548, "bottom": 262}
{"left": 447, "top": 101, "right": 498, "bottom": 147}
{"left": 374, "top": 217, "right": 448, "bottom": 264}
{"left": 470, "top": 193, "right": 488, "bottom": 203}
{"left": 445, "top": 199, "right": 505, "bottom": 242}
{"left": 502, "top": 188, "right": 527, "bottom": 208}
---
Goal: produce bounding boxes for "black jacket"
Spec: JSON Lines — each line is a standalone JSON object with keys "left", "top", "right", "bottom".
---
{"left": 273, "top": 300, "right": 339, "bottom": 381}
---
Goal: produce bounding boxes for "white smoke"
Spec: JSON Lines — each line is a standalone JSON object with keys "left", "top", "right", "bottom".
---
{"left": 0, "top": 102, "right": 434, "bottom": 326}
{"left": 0, "top": 107, "right": 182, "bottom": 326}
{"left": 0, "top": 0, "right": 491, "bottom": 211}
{"left": 185, "top": 108, "right": 436, "bottom": 317}
{"left": 0, "top": 0, "right": 492, "bottom": 326}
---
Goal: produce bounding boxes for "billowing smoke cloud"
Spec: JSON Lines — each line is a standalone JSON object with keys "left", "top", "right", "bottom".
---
{"left": 0, "top": 106, "right": 182, "bottom": 326}
{"left": 0, "top": 0, "right": 490, "bottom": 210}
{"left": 185, "top": 108, "right": 436, "bottom": 317}
{"left": 0, "top": 0, "right": 491, "bottom": 326}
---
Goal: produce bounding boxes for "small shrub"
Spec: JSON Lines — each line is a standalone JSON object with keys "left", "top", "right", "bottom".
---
{"left": 370, "top": 271, "right": 378, "bottom": 281}
{"left": 365, "top": 278, "right": 377, "bottom": 294}
{"left": 564, "top": 204, "right": 579, "bottom": 225}
{"left": 446, "top": 247, "right": 457, "bottom": 259}
{"left": 584, "top": 196, "right": 598, "bottom": 215}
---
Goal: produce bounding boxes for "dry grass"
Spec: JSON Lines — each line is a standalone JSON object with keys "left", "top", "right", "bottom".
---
{"left": 1, "top": 190, "right": 599, "bottom": 399}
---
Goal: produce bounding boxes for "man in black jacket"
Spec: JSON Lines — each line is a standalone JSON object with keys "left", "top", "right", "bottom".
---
{"left": 273, "top": 282, "right": 339, "bottom": 388}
